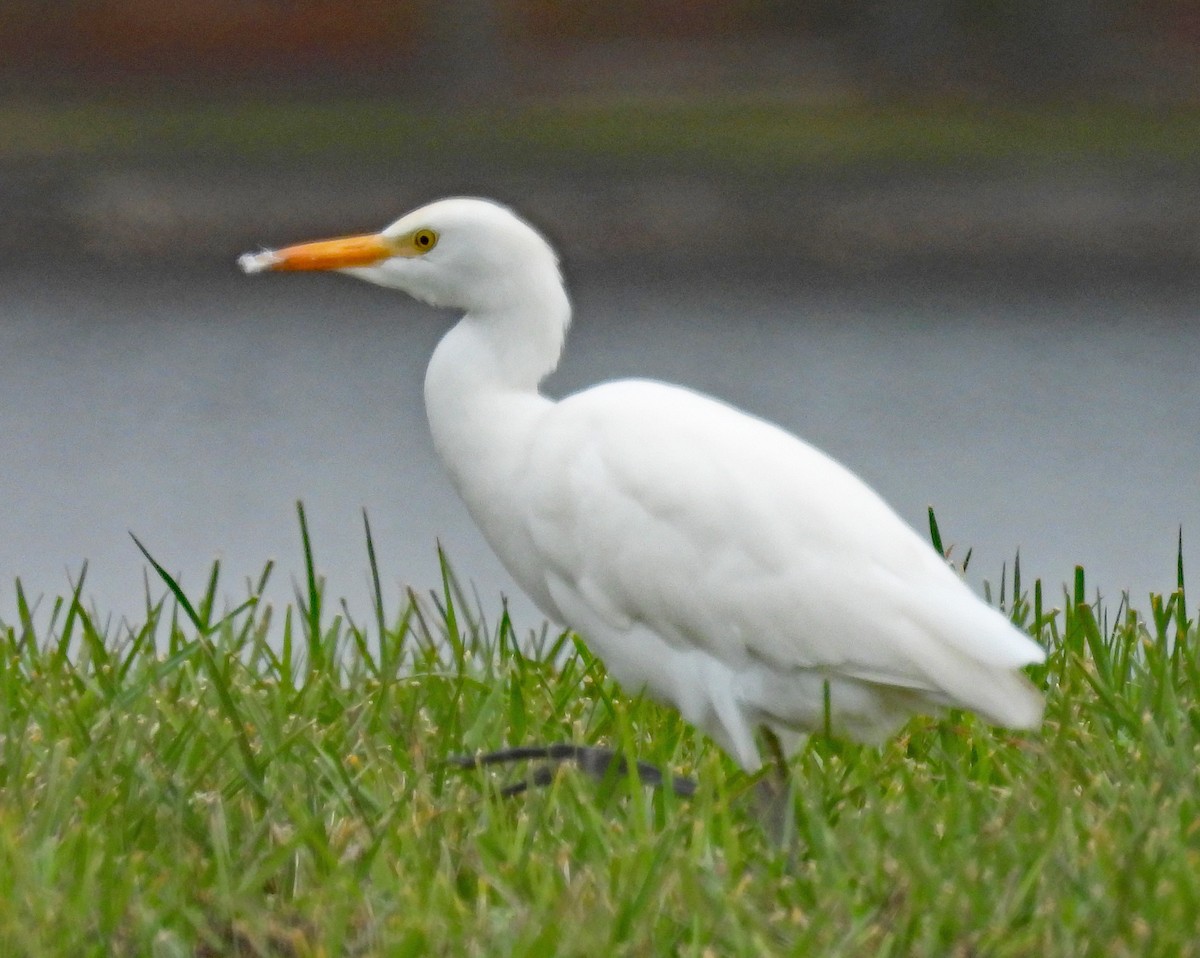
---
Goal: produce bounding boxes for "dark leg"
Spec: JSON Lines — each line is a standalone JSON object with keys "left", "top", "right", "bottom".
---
{"left": 447, "top": 743, "right": 697, "bottom": 798}
{"left": 754, "top": 727, "right": 796, "bottom": 846}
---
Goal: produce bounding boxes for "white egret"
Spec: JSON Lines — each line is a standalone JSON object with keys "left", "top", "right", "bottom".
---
{"left": 239, "top": 197, "right": 1044, "bottom": 783}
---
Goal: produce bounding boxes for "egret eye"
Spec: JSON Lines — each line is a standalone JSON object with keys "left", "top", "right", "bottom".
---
{"left": 413, "top": 228, "right": 438, "bottom": 252}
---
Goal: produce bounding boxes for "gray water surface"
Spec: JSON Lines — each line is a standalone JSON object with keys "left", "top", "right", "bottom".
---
{"left": 2, "top": 262, "right": 1196, "bottom": 634}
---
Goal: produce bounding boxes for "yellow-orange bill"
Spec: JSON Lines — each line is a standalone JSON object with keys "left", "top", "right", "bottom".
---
{"left": 238, "top": 233, "right": 394, "bottom": 274}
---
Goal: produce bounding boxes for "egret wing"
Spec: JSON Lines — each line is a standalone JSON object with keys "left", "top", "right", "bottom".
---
{"left": 522, "top": 379, "right": 1042, "bottom": 715}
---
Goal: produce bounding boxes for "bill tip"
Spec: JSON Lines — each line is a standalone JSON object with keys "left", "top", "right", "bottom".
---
{"left": 238, "top": 250, "right": 278, "bottom": 274}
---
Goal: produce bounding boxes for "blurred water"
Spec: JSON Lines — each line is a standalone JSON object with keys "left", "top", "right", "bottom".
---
{"left": 1, "top": 261, "right": 1196, "bottom": 637}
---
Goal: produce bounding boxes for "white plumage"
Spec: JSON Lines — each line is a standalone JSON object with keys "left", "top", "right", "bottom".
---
{"left": 240, "top": 197, "right": 1045, "bottom": 771}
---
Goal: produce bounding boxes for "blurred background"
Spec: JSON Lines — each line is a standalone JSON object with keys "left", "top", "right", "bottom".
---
{"left": 1, "top": 1, "right": 1198, "bottom": 631}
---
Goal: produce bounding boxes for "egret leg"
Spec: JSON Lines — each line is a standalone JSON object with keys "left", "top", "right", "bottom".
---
{"left": 448, "top": 743, "right": 697, "bottom": 798}
{"left": 754, "top": 727, "right": 797, "bottom": 847}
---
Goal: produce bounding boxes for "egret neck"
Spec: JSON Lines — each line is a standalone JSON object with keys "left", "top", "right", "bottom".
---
{"left": 421, "top": 264, "right": 570, "bottom": 561}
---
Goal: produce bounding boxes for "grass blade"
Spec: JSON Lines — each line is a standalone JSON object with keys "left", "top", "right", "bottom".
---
{"left": 928, "top": 505, "right": 945, "bottom": 556}
{"left": 130, "top": 533, "right": 205, "bottom": 634}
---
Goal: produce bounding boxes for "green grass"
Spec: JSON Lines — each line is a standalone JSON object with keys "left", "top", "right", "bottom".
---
{"left": 5, "top": 94, "right": 1200, "bottom": 173}
{"left": 1, "top": 507, "right": 1197, "bottom": 956}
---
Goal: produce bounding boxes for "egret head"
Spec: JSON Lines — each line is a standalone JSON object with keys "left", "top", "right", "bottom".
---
{"left": 239, "top": 197, "right": 563, "bottom": 314}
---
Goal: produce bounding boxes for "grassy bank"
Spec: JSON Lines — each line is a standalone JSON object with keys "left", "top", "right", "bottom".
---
{"left": 1, "top": 512, "right": 1197, "bottom": 956}
{"left": 5, "top": 95, "right": 1200, "bottom": 173}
